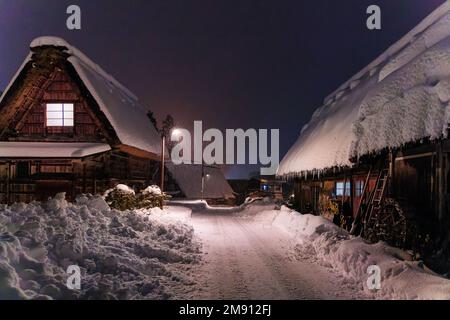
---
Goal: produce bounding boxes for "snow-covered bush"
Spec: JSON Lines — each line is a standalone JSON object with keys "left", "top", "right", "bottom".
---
{"left": 136, "top": 186, "right": 171, "bottom": 210}
{"left": 0, "top": 193, "right": 200, "bottom": 300}
{"left": 105, "top": 184, "right": 170, "bottom": 211}
{"left": 142, "top": 185, "right": 162, "bottom": 196}
{"left": 104, "top": 184, "right": 137, "bottom": 211}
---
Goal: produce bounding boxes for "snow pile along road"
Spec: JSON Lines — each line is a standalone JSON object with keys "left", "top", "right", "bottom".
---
{"left": 239, "top": 204, "right": 450, "bottom": 300}
{"left": 0, "top": 193, "right": 200, "bottom": 300}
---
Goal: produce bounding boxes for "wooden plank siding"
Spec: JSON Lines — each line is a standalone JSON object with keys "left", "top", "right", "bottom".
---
{"left": 288, "top": 140, "right": 450, "bottom": 246}
{"left": 14, "top": 70, "right": 106, "bottom": 141}
{"left": 0, "top": 155, "right": 160, "bottom": 203}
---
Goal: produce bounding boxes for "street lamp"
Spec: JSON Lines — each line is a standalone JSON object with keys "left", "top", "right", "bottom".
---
{"left": 163, "top": 128, "right": 209, "bottom": 202}
{"left": 160, "top": 128, "right": 181, "bottom": 194}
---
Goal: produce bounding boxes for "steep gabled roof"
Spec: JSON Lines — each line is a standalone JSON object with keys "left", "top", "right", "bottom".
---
{"left": 278, "top": 2, "right": 450, "bottom": 176}
{"left": 0, "top": 36, "right": 161, "bottom": 156}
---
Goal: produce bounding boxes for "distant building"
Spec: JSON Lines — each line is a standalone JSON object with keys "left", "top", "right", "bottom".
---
{"left": 259, "top": 176, "right": 284, "bottom": 200}
{"left": 228, "top": 178, "right": 260, "bottom": 205}
{"left": 165, "top": 163, "right": 235, "bottom": 205}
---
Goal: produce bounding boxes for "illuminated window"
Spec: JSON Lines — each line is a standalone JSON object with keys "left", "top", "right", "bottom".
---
{"left": 355, "top": 180, "right": 364, "bottom": 197}
{"left": 336, "top": 181, "right": 351, "bottom": 196}
{"left": 46, "top": 103, "right": 74, "bottom": 127}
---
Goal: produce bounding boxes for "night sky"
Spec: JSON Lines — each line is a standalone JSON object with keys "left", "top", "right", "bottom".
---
{"left": 0, "top": 0, "right": 446, "bottom": 178}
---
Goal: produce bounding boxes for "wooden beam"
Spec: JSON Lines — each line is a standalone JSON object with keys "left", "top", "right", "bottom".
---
{"left": 437, "top": 142, "right": 445, "bottom": 222}
{"left": 389, "top": 149, "right": 395, "bottom": 197}
{"left": 395, "top": 152, "right": 435, "bottom": 162}
{"left": 350, "top": 171, "right": 354, "bottom": 217}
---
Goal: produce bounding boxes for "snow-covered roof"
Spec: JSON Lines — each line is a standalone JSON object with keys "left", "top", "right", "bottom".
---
{"left": 0, "top": 142, "right": 111, "bottom": 158}
{"left": 0, "top": 36, "right": 161, "bottom": 156}
{"left": 278, "top": 2, "right": 450, "bottom": 176}
{"left": 166, "top": 163, "right": 235, "bottom": 199}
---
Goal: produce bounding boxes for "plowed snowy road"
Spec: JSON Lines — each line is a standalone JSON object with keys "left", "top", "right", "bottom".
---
{"left": 189, "top": 213, "right": 368, "bottom": 300}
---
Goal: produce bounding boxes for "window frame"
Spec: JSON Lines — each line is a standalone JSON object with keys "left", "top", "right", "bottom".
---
{"left": 46, "top": 103, "right": 75, "bottom": 127}
{"left": 335, "top": 181, "right": 351, "bottom": 197}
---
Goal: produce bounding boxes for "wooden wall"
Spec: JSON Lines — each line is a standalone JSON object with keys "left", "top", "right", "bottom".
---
{"left": 292, "top": 172, "right": 379, "bottom": 218}
{"left": 15, "top": 70, "right": 106, "bottom": 141}
{"left": 0, "top": 153, "right": 160, "bottom": 204}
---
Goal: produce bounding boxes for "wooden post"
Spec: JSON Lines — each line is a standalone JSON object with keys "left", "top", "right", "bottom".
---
{"left": 342, "top": 175, "right": 347, "bottom": 208}
{"left": 6, "top": 162, "right": 11, "bottom": 204}
{"left": 350, "top": 171, "right": 354, "bottom": 217}
{"left": 296, "top": 179, "right": 303, "bottom": 212}
{"left": 71, "top": 161, "right": 75, "bottom": 199}
{"left": 437, "top": 142, "right": 445, "bottom": 222}
{"left": 82, "top": 163, "right": 87, "bottom": 194}
{"left": 388, "top": 149, "right": 395, "bottom": 197}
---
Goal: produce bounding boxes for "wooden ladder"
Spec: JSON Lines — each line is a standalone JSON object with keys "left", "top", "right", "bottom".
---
{"left": 362, "top": 168, "right": 389, "bottom": 233}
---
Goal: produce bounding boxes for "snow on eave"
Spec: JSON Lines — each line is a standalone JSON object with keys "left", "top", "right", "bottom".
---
{"left": 0, "top": 142, "right": 111, "bottom": 158}
{"left": 276, "top": 164, "right": 353, "bottom": 180}
{"left": 324, "top": 1, "right": 450, "bottom": 105}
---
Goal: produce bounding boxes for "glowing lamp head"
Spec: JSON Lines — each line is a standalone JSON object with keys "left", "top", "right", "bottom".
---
{"left": 171, "top": 128, "right": 182, "bottom": 139}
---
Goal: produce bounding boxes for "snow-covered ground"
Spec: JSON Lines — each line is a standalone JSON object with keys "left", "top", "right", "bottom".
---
{"left": 0, "top": 194, "right": 200, "bottom": 300}
{"left": 2, "top": 197, "right": 449, "bottom": 300}
{"left": 183, "top": 200, "right": 450, "bottom": 300}
{"left": 188, "top": 207, "right": 367, "bottom": 299}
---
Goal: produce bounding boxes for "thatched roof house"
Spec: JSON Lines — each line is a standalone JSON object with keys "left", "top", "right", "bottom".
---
{"left": 278, "top": 2, "right": 450, "bottom": 177}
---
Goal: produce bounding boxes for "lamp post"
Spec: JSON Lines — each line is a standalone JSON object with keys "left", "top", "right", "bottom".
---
{"left": 162, "top": 128, "right": 181, "bottom": 194}
{"left": 201, "top": 161, "right": 204, "bottom": 201}
{"left": 160, "top": 134, "right": 165, "bottom": 194}
{"left": 165, "top": 128, "right": 208, "bottom": 201}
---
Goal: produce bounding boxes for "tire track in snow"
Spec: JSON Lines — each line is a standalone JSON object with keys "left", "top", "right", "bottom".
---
{"left": 190, "top": 213, "right": 369, "bottom": 300}
{"left": 215, "top": 215, "right": 250, "bottom": 299}
{"left": 218, "top": 215, "right": 290, "bottom": 299}
{"left": 234, "top": 218, "right": 322, "bottom": 299}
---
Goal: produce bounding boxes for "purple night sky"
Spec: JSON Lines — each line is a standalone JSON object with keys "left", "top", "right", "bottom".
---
{"left": 0, "top": 0, "right": 446, "bottom": 177}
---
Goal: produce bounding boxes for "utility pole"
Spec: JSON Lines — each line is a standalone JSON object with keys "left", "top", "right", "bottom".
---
{"left": 201, "top": 161, "right": 204, "bottom": 201}
{"left": 160, "top": 135, "right": 165, "bottom": 194}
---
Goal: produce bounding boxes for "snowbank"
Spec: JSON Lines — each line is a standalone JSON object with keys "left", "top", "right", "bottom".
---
{"left": 240, "top": 204, "right": 450, "bottom": 300}
{"left": 0, "top": 193, "right": 200, "bottom": 300}
{"left": 169, "top": 197, "right": 276, "bottom": 214}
